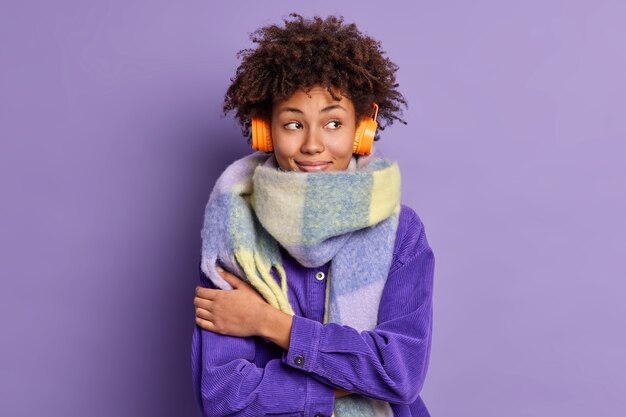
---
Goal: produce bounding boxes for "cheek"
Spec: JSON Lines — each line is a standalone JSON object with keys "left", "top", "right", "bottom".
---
{"left": 271, "top": 135, "right": 300, "bottom": 167}
{"left": 273, "top": 136, "right": 297, "bottom": 157}
{"left": 328, "top": 131, "right": 356, "bottom": 156}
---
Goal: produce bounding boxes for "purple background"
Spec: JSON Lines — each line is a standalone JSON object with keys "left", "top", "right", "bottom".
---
{"left": 1, "top": 1, "right": 624, "bottom": 416}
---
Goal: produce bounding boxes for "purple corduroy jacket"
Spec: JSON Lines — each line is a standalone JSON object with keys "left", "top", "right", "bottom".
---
{"left": 191, "top": 204, "right": 435, "bottom": 417}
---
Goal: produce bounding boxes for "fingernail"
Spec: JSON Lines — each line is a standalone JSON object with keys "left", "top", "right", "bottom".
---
{"left": 216, "top": 265, "right": 224, "bottom": 272}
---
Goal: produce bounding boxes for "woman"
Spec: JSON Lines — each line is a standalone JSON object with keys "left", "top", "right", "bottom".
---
{"left": 191, "top": 14, "right": 435, "bottom": 417}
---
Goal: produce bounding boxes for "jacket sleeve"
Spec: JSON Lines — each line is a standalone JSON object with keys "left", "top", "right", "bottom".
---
{"left": 191, "top": 269, "right": 335, "bottom": 417}
{"left": 280, "top": 214, "right": 435, "bottom": 405}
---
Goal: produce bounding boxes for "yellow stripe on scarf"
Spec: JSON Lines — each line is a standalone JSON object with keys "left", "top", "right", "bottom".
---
{"left": 368, "top": 163, "right": 401, "bottom": 225}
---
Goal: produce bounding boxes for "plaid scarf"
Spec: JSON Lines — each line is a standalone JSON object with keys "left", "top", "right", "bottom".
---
{"left": 200, "top": 148, "right": 401, "bottom": 417}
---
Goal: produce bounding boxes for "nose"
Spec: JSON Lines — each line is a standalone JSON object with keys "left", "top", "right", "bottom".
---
{"left": 300, "top": 126, "right": 324, "bottom": 154}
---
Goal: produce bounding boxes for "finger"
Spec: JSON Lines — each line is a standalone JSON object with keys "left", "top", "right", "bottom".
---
{"left": 195, "top": 286, "right": 217, "bottom": 300}
{"left": 216, "top": 266, "right": 243, "bottom": 289}
{"left": 193, "top": 296, "right": 212, "bottom": 310}
{"left": 195, "top": 307, "right": 212, "bottom": 321}
{"left": 195, "top": 316, "right": 216, "bottom": 332}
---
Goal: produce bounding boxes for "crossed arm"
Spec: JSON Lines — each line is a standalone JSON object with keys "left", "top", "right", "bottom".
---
{"left": 193, "top": 265, "right": 352, "bottom": 400}
{"left": 191, "top": 243, "right": 434, "bottom": 417}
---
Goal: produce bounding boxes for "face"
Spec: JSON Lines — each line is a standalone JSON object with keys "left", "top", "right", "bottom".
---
{"left": 270, "top": 85, "right": 357, "bottom": 172}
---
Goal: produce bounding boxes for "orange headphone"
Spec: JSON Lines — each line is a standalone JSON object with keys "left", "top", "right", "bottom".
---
{"left": 251, "top": 103, "right": 379, "bottom": 155}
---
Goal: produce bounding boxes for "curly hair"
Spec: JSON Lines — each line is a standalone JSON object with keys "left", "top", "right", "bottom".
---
{"left": 223, "top": 13, "right": 407, "bottom": 141}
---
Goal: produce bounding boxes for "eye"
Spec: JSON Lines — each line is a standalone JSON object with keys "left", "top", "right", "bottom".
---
{"left": 326, "top": 120, "right": 341, "bottom": 129}
{"left": 284, "top": 122, "right": 302, "bottom": 130}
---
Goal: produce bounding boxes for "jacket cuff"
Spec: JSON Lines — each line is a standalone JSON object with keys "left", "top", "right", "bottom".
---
{"left": 283, "top": 315, "right": 334, "bottom": 416}
{"left": 282, "top": 315, "right": 323, "bottom": 373}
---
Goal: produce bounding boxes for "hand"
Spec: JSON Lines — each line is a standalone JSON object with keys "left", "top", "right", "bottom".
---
{"left": 194, "top": 266, "right": 269, "bottom": 337}
{"left": 334, "top": 388, "right": 352, "bottom": 398}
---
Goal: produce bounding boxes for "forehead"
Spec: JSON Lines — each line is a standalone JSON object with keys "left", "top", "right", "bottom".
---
{"left": 273, "top": 85, "right": 355, "bottom": 113}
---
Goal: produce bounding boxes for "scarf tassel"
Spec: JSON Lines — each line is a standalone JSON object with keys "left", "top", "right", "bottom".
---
{"left": 233, "top": 250, "right": 294, "bottom": 316}
{"left": 253, "top": 251, "right": 294, "bottom": 315}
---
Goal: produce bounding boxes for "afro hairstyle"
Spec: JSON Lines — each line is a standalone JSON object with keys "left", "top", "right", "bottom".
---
{"left": 223, "top": 13, "right": 408, "bottom": 141}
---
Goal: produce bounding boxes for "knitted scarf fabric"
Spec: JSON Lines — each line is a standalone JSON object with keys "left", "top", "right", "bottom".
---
{"left": 200, "top": 148, "right": 401, "bottom": 417}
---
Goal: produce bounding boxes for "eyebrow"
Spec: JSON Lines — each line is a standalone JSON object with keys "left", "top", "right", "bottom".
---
{"left": 279, "top": 104, "right": 348, "bottom": 115}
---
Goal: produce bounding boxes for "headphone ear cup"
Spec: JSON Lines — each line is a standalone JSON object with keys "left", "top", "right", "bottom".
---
{"left": 251, "top": 118, "right": 273, "bottom": 152}
{"left": 353, "top": 118, "right": 377, "bottom": 155}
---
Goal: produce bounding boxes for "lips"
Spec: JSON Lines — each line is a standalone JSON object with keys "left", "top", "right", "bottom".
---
{"left": 295, "top": 161, "right": 331, "bottom": 172}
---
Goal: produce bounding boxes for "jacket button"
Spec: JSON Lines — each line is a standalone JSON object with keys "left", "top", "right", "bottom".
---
{"left": 314, "top": 414, "right": 324, "bottom": 417}
{"left": 294, "top": 355, "right": 305, "bottom": 366}
{"left": 315, "top": 271, "right": 325, "bottom": 281}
